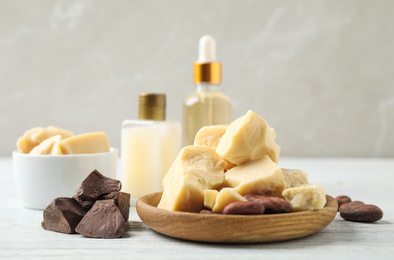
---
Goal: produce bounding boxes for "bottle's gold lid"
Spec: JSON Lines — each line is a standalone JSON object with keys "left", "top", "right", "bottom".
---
{"left": 138, "top": 93, "right": 166, "bottom": 120}
{"left": 193, "top": 62, "right": 221, "bottom": 84}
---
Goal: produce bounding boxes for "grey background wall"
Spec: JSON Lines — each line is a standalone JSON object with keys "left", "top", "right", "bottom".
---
{"left": 1, "top": 0, "right": 393, "bottom": 157}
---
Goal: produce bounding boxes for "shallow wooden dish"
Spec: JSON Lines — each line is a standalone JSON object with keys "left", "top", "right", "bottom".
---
{"left": 136, "top": 192, "right": 338, "bottom": 244}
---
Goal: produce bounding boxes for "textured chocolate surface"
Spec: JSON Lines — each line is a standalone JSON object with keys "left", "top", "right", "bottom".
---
{"left": 75, "top": 169, "right": 121, "bottom": 200}
{"left": 41, "top": 197, "right": 87, "bottom": 234}
{"left": 75, "top": 200, "right": 126, "bottom": 238}
{"left": 73, "top": 195, "right": 96, "bottom": 210}
{"left": 98, "top": 192, "right": 130, "bottom": 221}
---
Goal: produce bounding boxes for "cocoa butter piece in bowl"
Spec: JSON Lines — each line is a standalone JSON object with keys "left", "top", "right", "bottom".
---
{"left": 76, "top": 200, "right": 126, "bottom": 238}
{"left": 76, "top": 169, "right": 121, "bottom": 200}
{"left": 339, "top": 201, "right": 383, "bottom": 222}
{"left": 244, "top": 194, "right": 290, "bottom": 214}
{"left": 223, "top": 201, "right": 265, "bottom": 215}
{"left": 335, "top": 195, "right": 352, "bottom": 211}
{"left": 41, "top": 197, "right": 87, "bottom": 234}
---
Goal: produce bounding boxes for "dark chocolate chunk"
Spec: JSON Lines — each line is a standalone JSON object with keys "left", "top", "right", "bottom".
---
{"left": 75, "top": 200, "right": 126, "bottom": 238}
{"left": 98, "top": 192, "right": 130, "bottom": 221}
{"left": 76, "top": 169, "right": 121, "bottom": 200}
{"left": 73, "top": 195, "right": 95, "bottom": 211}
{"left": 41, "top": 197, "right": 87, "bottom": 234}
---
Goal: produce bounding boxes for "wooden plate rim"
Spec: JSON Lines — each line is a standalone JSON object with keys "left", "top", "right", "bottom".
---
{"left": 137, "top": 192, "right": 337, "bottom": 219}
{"left": 136, "top": 192, "right": 338, "bottom": 243}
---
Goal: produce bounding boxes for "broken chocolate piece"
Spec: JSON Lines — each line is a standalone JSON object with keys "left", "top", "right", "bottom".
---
{"left": 98, "top": 192, "right": 130, "bottom": 221}
{"left": 73, "top": 195, "right": 95, "bottom": 210}
{"left": 41, "top": 197, "right": 87, "bottom": 234}
{"left": 75, "top": 200, "right": 126, "bottom": 238}
{"left": 75, "top": 169, "right": 121, "bottom": 200}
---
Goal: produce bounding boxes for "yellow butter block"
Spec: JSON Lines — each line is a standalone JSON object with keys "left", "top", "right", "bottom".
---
{"left": 157, "top": 145, "right": 225, "bottom": 212}
{"left": 203, "top": 189, "right": 219, "bottom": 210}
{"left": 216, "top": 110, "right": 280, "bottom": 165}
{"left": 194, "top": 125, "right": 228, "bottom": 149}
{"left": 212, "top": 188, "right": 246, "bottom": 213}
{"left": 17, "top": 137, "right": 36, "bottom": 154}
{"left": 282, "top": 168, "right": 309, "bottom": 189}
{"left": 194, "top": 125, "right": 236, "bottom": 170}
{"left": 282, "top": 184, "right": 326, "bottom": 212}
{"left": 29, "top": 135, "right": 63, "bottom": 155}
{"left": 59, "top": 132, "right": 110, "bottom": 154}
{"left": 17, "top": 127, "right": 42, "bottom": 153}
{"left": 17, "top": 126, "right": 73, "bottom": 153}
{"left": 224, "top": 155, "right": 286, "bottom": 197}
{"left": 31, "top": 126, "right": 73, "bottom": 144}
{"left": 50, "top": 139, "right": 64, "bottom": 155}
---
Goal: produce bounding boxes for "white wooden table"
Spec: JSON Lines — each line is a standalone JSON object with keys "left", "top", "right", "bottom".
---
{"left": 1, "top": 156, "right": 393, "bottom": 259}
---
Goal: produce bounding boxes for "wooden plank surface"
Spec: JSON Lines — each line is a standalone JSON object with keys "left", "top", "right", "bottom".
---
{"left": 1, "top": 157, "right": 393, "bottom": 259}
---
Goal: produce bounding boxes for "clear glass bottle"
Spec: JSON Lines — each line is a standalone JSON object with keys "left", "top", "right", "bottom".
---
{"left": 183, "top": 35, "right": 232, "bottom": 146}
{"left": 120, "top": 93, "right": 181, "bottom": 201}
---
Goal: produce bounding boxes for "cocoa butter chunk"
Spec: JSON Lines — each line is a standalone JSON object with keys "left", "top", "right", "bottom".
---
{"left": 98, "top": 192, "right": 131, "bottom": 221}
{"left": 76, "top": 169, "right": 121, "bottom": 200}
{"left": 224, "top": 156, "right": 286, "bottom": 197}
{"left": 157, "top": 145, "right": 225, "bottom": 213}
{"left": 282, "top": 184, "right": 326, "bottom": 212}
{"left": 41, "top": 197, "right": 87, "bottom": 234}
{"left": 73, "top": 195, "right": 95, "bottom": 211}
{"left": 216, "top": 110, "right": 280, "bottom": 165}
{"left": 75, "top": 200, "right": 126, "bottom": 238}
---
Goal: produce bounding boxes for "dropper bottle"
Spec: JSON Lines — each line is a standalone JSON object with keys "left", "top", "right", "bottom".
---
{"left": 182, "top": 35, "right": 232, "bottom": 146}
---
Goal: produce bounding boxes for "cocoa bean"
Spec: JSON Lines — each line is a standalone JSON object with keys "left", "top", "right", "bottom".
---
{"left": 244, "top": 194, "right": 290, "bottom": 214}
{"left": 335, "top": 195, "right": 352, "bottom": 211}
{"left": 200, "top": 209, "right": 219, "bottom": 214}
{"left": 339, "top": 201, "right": 383, "bottom": 222}
{"left": 223, "top": 201, "right": 265, "bottom": 215}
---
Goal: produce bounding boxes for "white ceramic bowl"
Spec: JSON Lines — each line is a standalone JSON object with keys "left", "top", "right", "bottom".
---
{"left": 12, "top": 148, "right": 118, "bottom": 210}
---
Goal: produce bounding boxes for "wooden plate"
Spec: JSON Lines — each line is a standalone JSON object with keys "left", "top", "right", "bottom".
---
{"left": 136, "top": 192, "right": 338, "bottom": 243}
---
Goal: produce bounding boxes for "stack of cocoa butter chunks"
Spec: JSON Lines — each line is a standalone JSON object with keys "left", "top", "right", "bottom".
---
{"left": 157, "top": 110, "right": 327, "bottom": 214}
{"left": 41, "top": 170, "right": 130, "bottom": 238}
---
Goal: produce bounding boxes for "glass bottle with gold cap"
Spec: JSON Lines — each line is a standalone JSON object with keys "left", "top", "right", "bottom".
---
{"left": 183, "top": 35, "right": 232, "bottom": 146}
{"left": 120, "top": 93, "right": 181, "bottom": 202}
